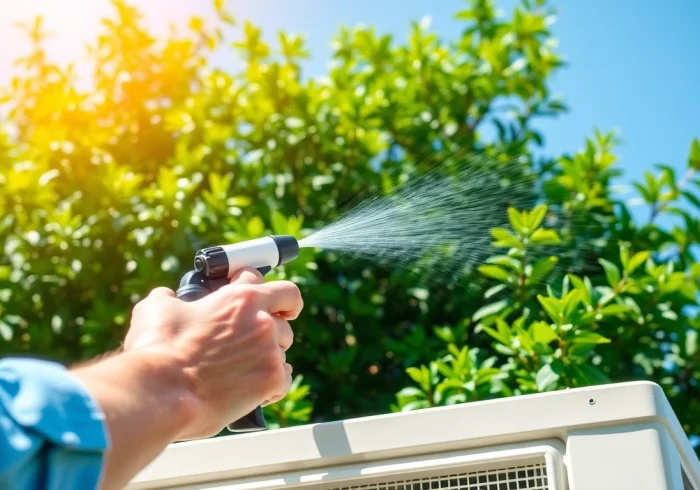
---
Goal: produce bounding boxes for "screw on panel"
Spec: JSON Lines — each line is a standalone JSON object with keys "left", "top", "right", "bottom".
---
{"left": 588, "top": 398, "right": 596, "bottom": 405}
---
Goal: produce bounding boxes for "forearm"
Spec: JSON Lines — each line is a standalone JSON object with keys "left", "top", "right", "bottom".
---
{"left": 72, "top": 350, "right": 197, "bottom": 490}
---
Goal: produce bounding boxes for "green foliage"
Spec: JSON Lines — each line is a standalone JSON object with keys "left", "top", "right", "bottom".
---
{"left": 394, "top": 134, "right": 700, "bottom": 445}
{"left": 0, "top": 0, "right": 698, "bottom": 447}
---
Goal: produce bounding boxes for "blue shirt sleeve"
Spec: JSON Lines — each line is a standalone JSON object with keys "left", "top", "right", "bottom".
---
{"left": 0, "top": 357, "right": 110, "bottom": 490}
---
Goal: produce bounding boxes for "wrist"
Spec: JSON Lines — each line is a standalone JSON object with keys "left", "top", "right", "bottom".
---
{"left": 130, "top": 349, "right": 200, "bottom": 433}
{"left": 72, "top": 349, "right": 200, "bottom": 442}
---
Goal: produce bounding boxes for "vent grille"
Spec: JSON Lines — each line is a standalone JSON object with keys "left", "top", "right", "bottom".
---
{"left": 333, "top": 463, "right": 549, "bottom": 490}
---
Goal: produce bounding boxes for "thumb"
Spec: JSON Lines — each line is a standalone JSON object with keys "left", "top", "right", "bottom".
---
{"left": 229, "top": 267, "right": 265, "bottom": 285}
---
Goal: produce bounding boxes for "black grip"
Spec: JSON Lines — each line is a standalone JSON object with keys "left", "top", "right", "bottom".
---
{"left": 176, "top": 284, "right": 211, "bottom": 302}
{"left": 227, "top": 406, "right": 266, "bottom": 432}
{"left": 257, "top": 265, "right": 272, "bottom": 276}
{"left": 175, "top": 268, "right": 268, "bottom": 434}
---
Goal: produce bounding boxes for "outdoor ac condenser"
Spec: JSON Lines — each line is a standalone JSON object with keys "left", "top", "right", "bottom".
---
{"left": 127, "top": 381, "right": 700, "bottom": 490}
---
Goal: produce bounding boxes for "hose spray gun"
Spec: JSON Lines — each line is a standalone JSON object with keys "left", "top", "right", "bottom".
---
{"left": 176, "top": 235, "right": 300, "bottom": 432}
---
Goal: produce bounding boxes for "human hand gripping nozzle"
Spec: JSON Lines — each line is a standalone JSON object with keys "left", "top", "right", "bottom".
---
{"left": 175, "top": 235, "right": 300, "bottom": 432}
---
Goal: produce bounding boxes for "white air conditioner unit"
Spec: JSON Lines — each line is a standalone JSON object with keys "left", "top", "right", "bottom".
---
{"left": 127, "top": 381, "right": 700, "bottom": 490}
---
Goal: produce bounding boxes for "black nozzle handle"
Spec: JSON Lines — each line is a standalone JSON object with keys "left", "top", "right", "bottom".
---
{"left": 175, "top": 268, "right": 268, "bottom": 433}
{"left": 226, "top": 405, "right": 266, "bottom": 432}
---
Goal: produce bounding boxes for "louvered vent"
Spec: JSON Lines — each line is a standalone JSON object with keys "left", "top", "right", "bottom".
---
{"left": 330, "top": 462, "right": 549, "bottom": 490}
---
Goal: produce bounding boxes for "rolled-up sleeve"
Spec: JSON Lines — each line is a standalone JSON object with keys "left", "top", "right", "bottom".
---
{"left": 0, "top": 357, "right": 109, "bottom": 490}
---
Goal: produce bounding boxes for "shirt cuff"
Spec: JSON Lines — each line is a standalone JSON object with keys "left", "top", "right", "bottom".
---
{"left": 0, "top": 357, "right": 109, "bottom": 452}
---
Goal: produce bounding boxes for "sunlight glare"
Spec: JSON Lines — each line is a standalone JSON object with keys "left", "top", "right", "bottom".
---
{"left": 0, "top": 0, "right": 203, "bottom": 86}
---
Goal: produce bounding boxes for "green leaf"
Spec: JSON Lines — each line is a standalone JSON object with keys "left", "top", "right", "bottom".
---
{"left": 528, "top": 256, "right": 558, "bottom": 285}
{"left": 246, "top": 216, "right": 265, "bottom": 237}
{"left": 494, "top": 343, "right": 515, "bottom": 356}
{"left": 227, "top": 196, "right": 252, "bottom": 207}
{"left": 626, "top": 251, "right": 651, "bottom": 274}
{"left": 562, "top": 289, "right": 582, "bottom": 318}
{"left": 689, "top": 138, "right": 700, "bottom": 170}
{"left": 571, "top": 331, "right": 611, "bottom": 345}
{"left": 598, "top": 258, "right": 621, "bottom": 286}
{"left": 535, "top": 364, "right": 559, "bottom": 392}
{"left": 406, "top": 367, "right": 426, "bottom": 386}
{"left": 619, "top": 243, "right": 630, "bottom": 271}
{"left": 645, "top": 171, "right": 659, "bottom": 198}
{"left": 656, "top": 164, "right": 677, "bottom": 189}
{"left": 686, "top": 330, "right": 698, "bottom": 357}
{"left": 486, "top": 255, "right": 521, "bottom": 270}
{"left": 483, "top": 326, "right": 509, "bottom": 345}
{"left": 569, "top": 274, "right": 592, "bottom": 307}
{"left": 570, "top": 363, "right": 610, "bottom": 386}
{"left": 270, "top": 210, "right": 288, "bottom": 234}
{"left": 567, "top": 342, "right": 598, "bottom": 357}
{"left": 433, "top": 326, "right": 455, "bottom": 344}
{"left": 490, "top": 228, "right": 522, "bottom": 248}
{"left": 531, "top": 321, "right": 558, "bottom": 344}
{"left": 454, "top": 9, "right": 477, "bottom": 20}
{"left": 561, "top": 274, "right": 570, "bottom": 297}
{"left": 633, "top": 182, "right": 653, "bottom": 203}
{"left": 0, "top": 320, "right": 12, "bottom": 341}
{"left": 399, "top": 400, "right": 431, "bottom": 411}
{"left": 435, "top": 361, "right": 455, "bottom": 379}
{"left": 507, "top": 207, "right": 525, "bottom": 234}
{"left": 478, "top": 264, "right": 512, "bottom": 282}
{"left": 529, "top": 228, "right": 561, "bottom": 245}
{"left": 532, "top": 343, "right": 554, "bottom": 355}
{"left": 473, "top": 299, "right": 510, "bottom": 321}
{"left": 484, "top": 283, "right": 508, "bottom": 299}
{"left": 682, "top": 190, "right": 700, "bottom": 210}
{"left": 527, "top": 204, "right": 547, "bottom": 230}
{"left": 598, "top": 304, "right": 628, "bottom": 317}
{"left": 568, "top": 273, "right": 584, "bottom": 289}
{"left": 496, "top": 318, "right": 512, "bottom": 344}
{"left": 514, "top": 323, "right": 534, "bottom": 352}
{"left": 537, "top": 295, "right": 561, "bottom": 323}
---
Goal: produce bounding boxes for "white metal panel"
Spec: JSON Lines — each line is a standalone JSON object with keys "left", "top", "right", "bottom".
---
{"left": 127, "top": 382, "right": 700, "bottom": 490}
{"left": 565, "top": 422, "right": 682, "bottom": 489}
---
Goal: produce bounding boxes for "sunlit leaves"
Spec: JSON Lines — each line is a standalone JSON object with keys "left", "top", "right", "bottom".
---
{"left": 232, "top": 22, "right": 270, "bottom": 61}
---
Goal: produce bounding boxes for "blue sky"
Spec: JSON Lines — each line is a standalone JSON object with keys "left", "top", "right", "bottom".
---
{"left": 1, "top": 0, "right": 698, "bottom": 227}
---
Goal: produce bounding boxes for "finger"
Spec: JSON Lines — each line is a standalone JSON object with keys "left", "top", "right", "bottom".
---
{"left": 229, "top": 267, "right": 264, "bottom": 285}
{"left": 275, "top": 309, "right": 300, "bottom": 321}
{"left": 261, "top": 363, "right": 293, "bottom": 406}
{"left": 272, "top": 316, "right": 294, "bottom": 351}
{"left": 260, "top": 281, "right": 303, "bottom": 319}
{"left": 148, "top": 287, "right": 176, "bottom": 298}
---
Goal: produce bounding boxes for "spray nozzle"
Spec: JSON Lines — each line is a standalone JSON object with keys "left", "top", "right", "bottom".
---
{"left": 193, "top": 235, "right": 299, "bottom": 279}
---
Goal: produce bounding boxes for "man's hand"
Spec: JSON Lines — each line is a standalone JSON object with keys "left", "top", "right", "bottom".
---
{"left": 71, "top": 269, "right": 303, "bottom": 490}
{"left": 123, "top": 268, "right": 302, "bottom": 440}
